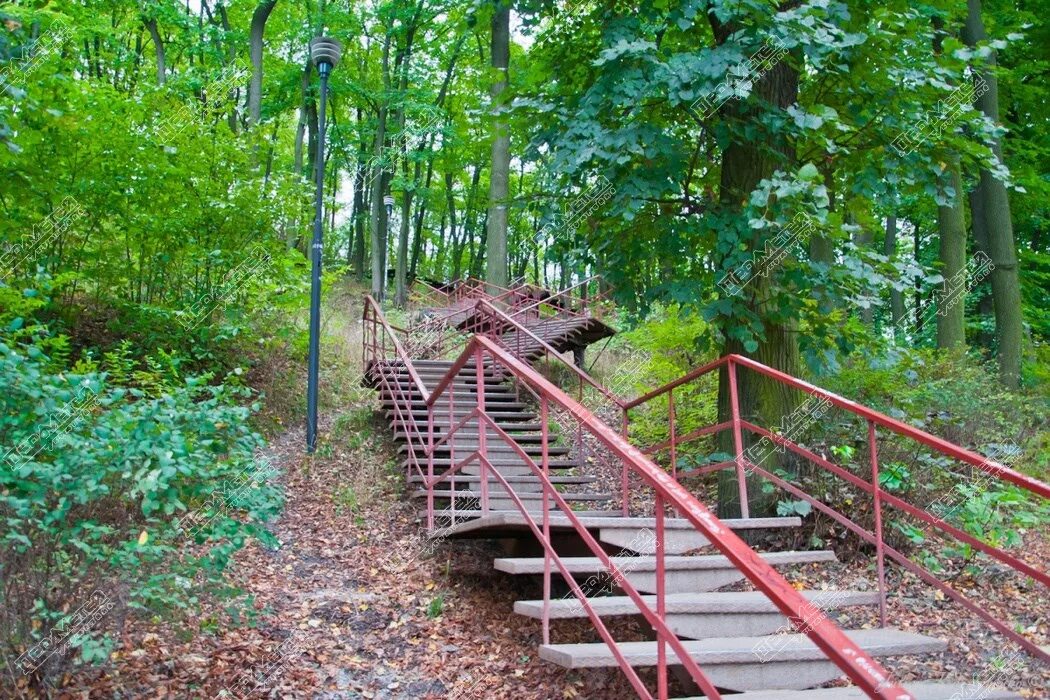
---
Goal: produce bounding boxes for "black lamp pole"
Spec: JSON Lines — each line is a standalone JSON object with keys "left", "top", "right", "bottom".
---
{"left": 306, "top": 35, "right": 342, "bottom": 454}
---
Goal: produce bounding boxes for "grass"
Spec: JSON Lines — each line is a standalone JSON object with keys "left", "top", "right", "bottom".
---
{"left": 426, "top": 594, "right": 445, "bottom": 619}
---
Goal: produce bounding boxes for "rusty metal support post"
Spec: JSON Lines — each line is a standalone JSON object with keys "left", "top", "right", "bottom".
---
{"left": 668, "top": 389, "right": 677, "bottom": 481}
{"left": 541, "top": 396, "right": 551, "bottom": 646}
{"left": 868, "top": 419, "right": 888, "bottom": 627}
{"left": 427, "top": 397, "right": 435, "bottom": 531}
{"left": 621, "top": 407, "right": 630, "bottom": 516}
{"left": 476, "top": 346, "right": 489, "bottom": 514}
{"left": 727, "top": 359, "right": 751, "bottom": 519}
{"left": 656, "top": 492, "right": 667, "bottom": 699}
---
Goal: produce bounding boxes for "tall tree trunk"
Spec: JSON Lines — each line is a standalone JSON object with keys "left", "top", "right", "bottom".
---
{"left": 351, "top": 162, "right": 367, "bottom": 281}
{"left": 410, "top": 154, "right": 432, "bottom": 279}
{"left": 395, "top": 159, "right": 414, "bottom": 307}
{"left": 964, "top": 0, "right": 1023, "bottom": 388}
{"left": 247, "top": 0, "right": 278, "bottom": 127}
{"left": 851, "top": 210, "right": 874, "bottom": 325}
{"left": 370, "top": 35, "right": 393, "bottom": 300}
{"left": 143, "top": 18, "right": 165, "bottom": 86}
{"left": 444, "top": 171, "right": 458, "bottom": 279}
{"left": 457, "top": 164, "right": 482, "bottom": 280}
{"left": 936, "top": 163, "right": 967, "bottom": 348}
{"left": 485, "top": 1, "right": 511, "bottom": 289}
{"left": 914, "top": 226, "right": 924, "bottom": 338}
{"left": 968, "top": 184, "right": 995, "bottom": 348}
{"left": 711, "top": 22, "right": 802, "bottom": 519}
{"left": 884, "top": 215, "right": 905, "bottom": 335}
{"left": 435, "top": 211, "right": 448, "bottom": 277}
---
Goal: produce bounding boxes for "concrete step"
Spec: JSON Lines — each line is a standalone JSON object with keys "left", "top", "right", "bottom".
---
{"left": 407, "top": 474, "right": 597, "bottom": 492}
{"left": 380, "top": 399, "right": 532, "bottom": 410}
{"left": 401, "top": 458, "right": 579, "bottom": 473}
{"left": 392, "top": 430, "right": 546, "bottom": 443}
{"left": 412, "top": 489, "right": 613, "bottom": 505}
{"left": 392, "top": 409, "right": 539, "bottom": 422}
{"left": 513, "top": 589, "right": 879, "bottom": 639}
{"left": 398, "top": 442, "right": 572, "bottom": 457}
{"left": 379, "top": 390, "right": 519, "bottom": 402}
{"left": 598, "top": 516, "right": 801, "bottom": 554}
{"left": 493, "top": 550, "right": 838, "bottom": 593}
{"left": 390, "top": 421, "right": 544, "bottom": 433}
{"left": 426, "top": 509, "right": 617, "bottom": 519}
{"left": 538, "top": 628, "right": 947, "bottom": 691}
{"left": 718, "top": 683, "right": 1021, "bottom": 700}
{"left": 382, "top": 378, "right": 510, "bottom": 391}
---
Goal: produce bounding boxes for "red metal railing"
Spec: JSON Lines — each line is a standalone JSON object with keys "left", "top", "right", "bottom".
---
{"left": 363, "top": 297, "right": 431, "bottom": 488}
{"left": 413, "top": 333, "right": 913, "bottom": 699}
{"left": 507, "top": 274, "right": 611, "bottom": 322}
{"left": 623, "top": 353, "right": 1050, "bottom": 663}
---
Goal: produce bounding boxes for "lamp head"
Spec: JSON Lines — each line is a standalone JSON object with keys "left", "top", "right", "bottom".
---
{"left": 383, "top": 195, "right": 395, "bottom": 208}
{"left": 310, "top": 36, "right": 342, "bottom": 74}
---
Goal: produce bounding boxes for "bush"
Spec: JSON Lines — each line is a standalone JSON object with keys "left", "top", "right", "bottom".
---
{"left": 0, "top": 330, "right": 283, "bottom": 691}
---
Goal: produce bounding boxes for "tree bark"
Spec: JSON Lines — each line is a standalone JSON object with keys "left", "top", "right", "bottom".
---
{"left": 370, "top": 34, "right": 393, "bottom": 300}
{"left": 968, "top": 184, "right": 996, "bottom": 348}
{"left": 936, "top": 164, "right": 967, "bottom": 348}
{"left": 247, "top": 0, "right": 278, "bottom": 127}
{"left": 484, "top": 1, "right": 511, "bottom": 290}
{"left": 410, "top": 154, "right": 433, "bottom": 279}
{"left": 351, "top": 142, "right": 367, "bottom": 280}
{"left": 711, "top": 19, "right": 802, "bottom": 519}
{"left": 963, "top": 0, "right": 1023, "bottom": 388}
{"left": 143, "top": 17, "right": 165, "bottom": 86}
{"left": 884, "top": 215, "right": 905, "bottom": 335}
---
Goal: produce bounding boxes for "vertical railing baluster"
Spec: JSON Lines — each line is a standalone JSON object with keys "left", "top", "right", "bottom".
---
{"left": 868, "top": 419, "right": 888, "bottom": 627}
{"left": 448, "top": 379, "right": 456, "bottom": 524}
{"left": 621, "top": 407, "right": 630, "bottom": 517}
{"left": 668, "top": 389, "right": 677, "bottom": 482}
{"left": 427, "top": 394, "right": 435, "bottom": 531}
{"left": 656, "top": 493, "right": 667, "bottom": 699}
{"left": 727, "top": 359, "right": 751, "bottom": 519}
{"left": 476, "top": 346, "right": 489, "bottom": 514}
{"left": 541, "top": 396, "right": 551, "bottom": 646}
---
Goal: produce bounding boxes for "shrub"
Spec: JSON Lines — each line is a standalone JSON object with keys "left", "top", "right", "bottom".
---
{"left": 0, "top": 331, "right": 283, "bottom": 691}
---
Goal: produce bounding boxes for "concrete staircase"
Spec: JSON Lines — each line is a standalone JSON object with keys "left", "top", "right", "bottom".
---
{"left": 363, "top": 285, "right": 1024, "bottom": 700}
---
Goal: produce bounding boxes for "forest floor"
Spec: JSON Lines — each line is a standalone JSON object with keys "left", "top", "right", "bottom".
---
{"left": 65, "top": 293, "right": 1048, "bottom": 699}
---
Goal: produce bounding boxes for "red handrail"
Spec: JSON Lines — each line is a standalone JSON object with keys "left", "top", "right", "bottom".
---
{"left": 363, "top": 296, "right": 429, "bottom": 401}
{"left": 507, "top": 274, "right": 602, "bottom": 320}
{"left": 421, "top": 335, "right": 913, "bottom": 699}
{"left": 471, "top": 299, "right": 625, "bottom": 408}
{"left": 624, "top": 352, "right": 1050, "bottom": 662}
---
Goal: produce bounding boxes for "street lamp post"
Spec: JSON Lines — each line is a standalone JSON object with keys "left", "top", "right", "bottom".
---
{"left": 306, "top": 35, "right": 342, "bottom": 454}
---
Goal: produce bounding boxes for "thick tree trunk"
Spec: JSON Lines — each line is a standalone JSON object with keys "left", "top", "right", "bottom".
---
{"left": 936, "top": 164, "right": 967, "bottom": 348}
{"left": 485, "top": 1, "right": 511, "bottom": 289}
{"left": 963, "top": 0, "right": 1023, "bottom": 388}
{"left": 370, "top": 36, "right": 392, "bottom": 300}
{"left": 968, "top": 184, "right": 996, "bottom": 348}
{"left": 247, "top": 0, "right": 278, "bottom": 127}
{"left": 712, "top": 26, "right": 802, "bottom": 519}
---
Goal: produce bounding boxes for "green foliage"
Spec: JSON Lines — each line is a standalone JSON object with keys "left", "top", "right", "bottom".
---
{"left": 0, "top": 328, "right": 283, "bottom": 686}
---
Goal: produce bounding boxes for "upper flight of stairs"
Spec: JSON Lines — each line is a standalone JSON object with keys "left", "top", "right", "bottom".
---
{"left": 363, "top": 282, "right": 1024, "bottom": 699}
